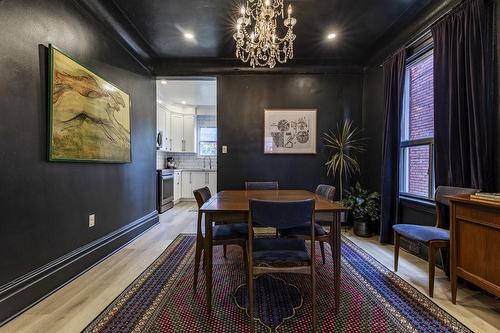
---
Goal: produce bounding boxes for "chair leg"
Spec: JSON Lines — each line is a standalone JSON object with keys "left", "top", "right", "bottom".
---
{"left": 223, "top": 245, "right": 227, "bottom": 258}
{"left": 394, "top": 232, "right": 400, "bottom": 272}
{"left": 312, "top": 262, "right": 317, "bottom": 332}
{"left": 428, "top": 243, "right": 437, "bottom": 297}
{"left": 193, "top": 235, "right": 203, "bottom": 291}
{"left": 242, "top": 243, "right": 248, "bottom": 274}
{"left": 248, "top": 267, "right": 254, "bottom": 332}
{"left": 319, "top": 241, "right": 326, "bottom": 264}
{"left": 194, "top": 213, "right": 204, "bottom": 292}
{"left": 329, "top": 238, "right": 335, "bottom": 268}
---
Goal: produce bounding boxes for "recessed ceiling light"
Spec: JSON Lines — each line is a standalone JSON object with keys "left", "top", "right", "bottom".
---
{"left": 184, "top": 32, "right": 194, "bottom": 40}
{"left": 157, "top": 99, "right": 163, "bottom": 104}
{"left": 160, "top": 80, "right": 167, "bottom": 85}
{"left": 181, "top": 101, "right": 186, "bottom": 105}
{"left": 327, "top": 33, "right": 337, "bottom": 40}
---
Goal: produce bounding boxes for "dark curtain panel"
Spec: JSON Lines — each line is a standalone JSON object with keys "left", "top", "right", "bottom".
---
{"left": 380, "top": 49, "right": 407, "bottom": 244}
{"left": 432, "top": 0, "right": 496, "bottom": 191}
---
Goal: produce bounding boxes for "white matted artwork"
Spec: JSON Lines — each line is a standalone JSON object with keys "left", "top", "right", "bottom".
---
{"left": 264, "top": 109, "right": 317, "bottom": 154}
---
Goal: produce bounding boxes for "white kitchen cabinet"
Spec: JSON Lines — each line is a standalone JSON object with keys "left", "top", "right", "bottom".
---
{"left": 181, "top": 171, "right": 193, "bottom": 199}
{"left": 178, "top": 171, "right": 217, "bottom": 201}
{"left": 170, "top": 113, "right": 195, "bottom": 153}
{"left": 182, "top": 115, "right": 195, "bottom": 152}
{"left": 191, "top": 171, "right": 206, "bottom": 192}
{"left": 164, "top": 109, "right": 172, "bottom": 151}
{"left": 156, "top": 107, "right": 166, "bottom": 148}
{"left": 171, "top": 113, "right": 184, "bottom": 152}
{"left": 173, "top": 170, "right": 182, "bottom": 203}
{"left": 157, "top": 108, "right": 196, "bottom": 153}
{"left": 208, "top": 172, "right": 217, "bottom": 194}
{"left": 157, "top": 106, "right": 173, "bottom": 151}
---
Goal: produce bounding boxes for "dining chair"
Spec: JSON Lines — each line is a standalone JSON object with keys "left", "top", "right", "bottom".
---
{"left": 245, "top": 181, "right": 280, "bottom": 237}
{"left": 280, "top": 184, "right": 336, "bottom": 264}
{"left": 245, "top": 181, "right": 279, "bottom": 190}
{"left": 193, "top": 187, "right": 248, "bottom": 292}
{"left": 247, "top": 199, "right": 317, "bottom": 332}
{"left": 393, "top": 186, "right": 478, "bottom": 297}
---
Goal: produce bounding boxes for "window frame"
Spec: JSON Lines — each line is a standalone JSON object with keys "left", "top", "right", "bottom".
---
{"left": 197, "top": 126, "right": 217, "bottom": 157}
{"left": 399, "top": 46, "right": 435, "bottom": 201}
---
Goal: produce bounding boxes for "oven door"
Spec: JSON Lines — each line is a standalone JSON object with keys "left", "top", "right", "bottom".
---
{"left": 161, "top": 174, "right": 174, "bottom": 205}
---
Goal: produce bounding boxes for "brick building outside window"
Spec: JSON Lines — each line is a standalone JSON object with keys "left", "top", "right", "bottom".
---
{"left": 400, "top": 51, "right": 435, "bottom": 199}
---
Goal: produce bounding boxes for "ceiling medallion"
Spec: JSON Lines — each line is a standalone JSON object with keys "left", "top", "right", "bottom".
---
{"left": 233, "top": 0, "right": 297, "bottom": 68}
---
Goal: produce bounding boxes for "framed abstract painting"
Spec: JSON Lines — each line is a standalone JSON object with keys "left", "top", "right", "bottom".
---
{"left": 48, "top": 45, "right": 131, "bottom": 163}
{"left": 264, "top": 109, "right": 317, "bottom": 154}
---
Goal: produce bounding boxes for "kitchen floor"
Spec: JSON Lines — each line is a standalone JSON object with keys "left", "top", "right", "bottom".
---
{"left": 1, "top": 202, "right": 499, "bottom": 333}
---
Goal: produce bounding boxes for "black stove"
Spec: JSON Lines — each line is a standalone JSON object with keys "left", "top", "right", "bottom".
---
{"left": 157, "top": 169, "right": 174, "bottom": 213}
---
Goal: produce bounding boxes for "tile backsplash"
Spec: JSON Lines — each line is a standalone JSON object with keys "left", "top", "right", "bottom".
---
{"left": 156, "top": 151, "right": 217, "bottom": 170}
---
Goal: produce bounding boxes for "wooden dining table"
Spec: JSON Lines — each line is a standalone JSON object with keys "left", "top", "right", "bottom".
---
{"left": 200, "top": 189, "right": 349, "bottom": 313}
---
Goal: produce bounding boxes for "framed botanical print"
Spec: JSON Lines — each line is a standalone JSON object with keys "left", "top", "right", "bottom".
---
{"left": 264, "top": 109, "right": 317, "bottom": 154}
{"left": 48, "top": 45, "right": 131, "bottom": 163}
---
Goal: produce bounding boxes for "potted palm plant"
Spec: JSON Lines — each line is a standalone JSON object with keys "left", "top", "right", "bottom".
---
{"left": 343, "top": 182, "right": 380, "bottom": 237}
{"left": 324, "top": 120, "right": 365, "bottom": 201}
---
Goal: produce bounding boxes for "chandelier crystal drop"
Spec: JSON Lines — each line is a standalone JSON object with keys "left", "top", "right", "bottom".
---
{"left": 233, "top": 0, "right": 297, "bottom": 68}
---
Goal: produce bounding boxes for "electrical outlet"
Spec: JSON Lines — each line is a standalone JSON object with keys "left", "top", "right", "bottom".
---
{"left": 222, "top": 145, "right": 228, "bottom": 154}
{"left": 88, "top": 214, "right": 95, "bottom": 228}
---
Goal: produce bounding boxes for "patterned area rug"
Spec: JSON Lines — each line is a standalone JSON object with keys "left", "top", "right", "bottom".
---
{"left": 84, "top": 234, "right": 472, "bottom": 333}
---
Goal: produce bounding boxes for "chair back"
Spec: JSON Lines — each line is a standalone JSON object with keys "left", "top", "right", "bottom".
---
{"left": 193, "top": 186, "right": 212, "bottom": 209}
{"left": 249, "top": 199, "right": 314, "bottom": 230}
{"left": 315, "top": 184, "right": 336, "bottom": 201}
{"left": 245, "top": 181, "right": 279, "bottom": 190}
{"left": 434, "top": 186, "right": 478, "bottom": 229}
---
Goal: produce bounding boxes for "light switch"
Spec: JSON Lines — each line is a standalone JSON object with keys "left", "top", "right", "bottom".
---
{"left": 89, "top": 214, "right": 95, "bottom": 228}
{"left": 222, "top": 145, "right": 228, "bottom": 154}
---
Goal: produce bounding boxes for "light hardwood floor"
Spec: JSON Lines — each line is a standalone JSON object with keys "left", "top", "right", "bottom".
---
{"left": 1, "top": 202, "right": 499, "bottom": 333}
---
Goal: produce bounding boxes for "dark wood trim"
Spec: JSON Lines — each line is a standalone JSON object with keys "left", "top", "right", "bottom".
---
{"left": 0, "top": 211, "right": 159, "bottom": 326}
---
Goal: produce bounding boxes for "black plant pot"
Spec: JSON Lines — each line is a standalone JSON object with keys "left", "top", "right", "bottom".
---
{"left": 353, "top": 217, "right": 373, "bottom": 237}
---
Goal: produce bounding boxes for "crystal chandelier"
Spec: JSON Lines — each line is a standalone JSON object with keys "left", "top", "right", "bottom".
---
{"left": 233, "top": 0, "right": 297, "bottom": 68}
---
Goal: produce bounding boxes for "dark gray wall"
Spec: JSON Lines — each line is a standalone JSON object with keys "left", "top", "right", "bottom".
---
{"left": 496, "top": 1, "right": 500, "bottom": 191}
{"left": 217, "top": 74, "right": 363, "bottom": 192}
{"left": 360, "top": 66, "right": 385, "bottom": 193}
{"left": 0, "top": 0, "right": 157, "bottom": 323}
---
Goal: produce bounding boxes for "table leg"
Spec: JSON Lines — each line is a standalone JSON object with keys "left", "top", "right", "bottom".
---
{"left": 334, "top": 211, "right": 341, "bottom": 314}
{"left": 204, "top": 212, "right": 213, "bottom": 314}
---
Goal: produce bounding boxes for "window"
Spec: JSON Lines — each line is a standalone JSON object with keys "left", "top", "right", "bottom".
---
{"left": 400, "top": 51, "right": 435, "bottom": 199}
{"left": 198, "top": 127, "right": 217, "bottom": 156}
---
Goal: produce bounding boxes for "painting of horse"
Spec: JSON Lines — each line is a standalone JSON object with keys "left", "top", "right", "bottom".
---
{"left": 48, "top": 45, "right": 131, "bottom": 162}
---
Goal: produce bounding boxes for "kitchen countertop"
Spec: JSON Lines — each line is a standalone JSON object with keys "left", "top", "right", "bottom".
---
{"left": 167, "top": 168, "right": 217, "bottom": 172}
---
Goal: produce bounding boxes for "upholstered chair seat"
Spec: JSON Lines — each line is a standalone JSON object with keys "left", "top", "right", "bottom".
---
{"left": 252, "top": 238, "right": 309, "bottom": 263}
{"left": 392, "top": 224, "right": 449, "bottom": 243}
{"left": 212, "top": 223, "right": 248, "bottom": 240}
{"left": 280, "top": 223, "right": 327, "bottom": 237}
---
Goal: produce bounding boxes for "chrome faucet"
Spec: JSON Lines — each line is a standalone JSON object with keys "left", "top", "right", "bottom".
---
{"left": 203, "top": 157, "right": 212, "bottom": 169}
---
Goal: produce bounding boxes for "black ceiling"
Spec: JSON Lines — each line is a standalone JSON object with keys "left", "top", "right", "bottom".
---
{"left": 81, "top": 0, "right": 438, "bottom": 72}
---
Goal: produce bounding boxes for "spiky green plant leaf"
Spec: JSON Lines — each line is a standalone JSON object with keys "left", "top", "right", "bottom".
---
{"left": 323, "top": 120, "right": 365, "bottom": 199}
